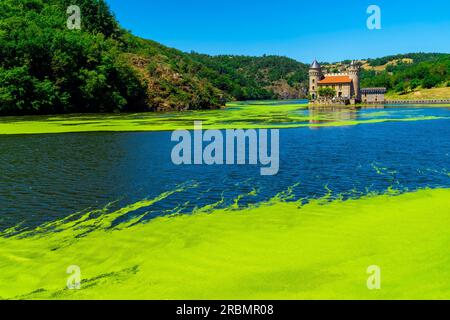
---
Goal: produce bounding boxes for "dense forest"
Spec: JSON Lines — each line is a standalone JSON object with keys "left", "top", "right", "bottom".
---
{"left": 0, "top": 0, "right": 449, "bottom": 116}
{"left": 360, "top": 53, "right": 450, "bottom": 93}
{"left": 0, "top": 0, "right": 224, "bottom": 114}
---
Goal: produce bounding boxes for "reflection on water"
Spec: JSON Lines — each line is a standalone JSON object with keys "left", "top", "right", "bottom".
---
{"left": 1, "top": 106, "right": 450, "bottom": 230}
{"left": 305, "top": 105, "right": 445, "bottom": 126}
{"left": 307, "top": 106, "right": 358, "bottom": 126}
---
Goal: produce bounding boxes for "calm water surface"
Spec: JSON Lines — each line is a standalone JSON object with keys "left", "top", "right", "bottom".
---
{"left": 1, "top": 106, "right": 450, "bottom": 230}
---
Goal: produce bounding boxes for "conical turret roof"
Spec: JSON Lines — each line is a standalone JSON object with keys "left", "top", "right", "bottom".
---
{"left": 310, "top": 59, "right": 321, "bottom": 69}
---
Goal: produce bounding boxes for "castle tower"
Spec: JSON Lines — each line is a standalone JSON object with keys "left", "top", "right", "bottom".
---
{"left": 309, "top": 60, "right": 322, "bottom": 100}
{"left": 348, "top": 60, "right": 361, "bottom": 101}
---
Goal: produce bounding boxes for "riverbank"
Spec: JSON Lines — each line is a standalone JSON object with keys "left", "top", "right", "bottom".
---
{"left": 385, "top": 99, "right": 450, "bottom": 105}
{"left": 1, "top": 101, "right": 449, "bottom": 135}
{"left": 385, "top": 86, "right": 450, "bottom": 100}
{"left": 1, "top": 187, "right": 450, "bottom": 299}
{"left": 309, "top": 101, "right": 450, "bottom": 108}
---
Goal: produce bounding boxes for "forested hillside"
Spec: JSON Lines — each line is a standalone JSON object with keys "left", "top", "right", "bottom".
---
{"left": 0, "top": 0, "right": 225, "bottom": 114}
{"left": 0, "top": 0, "right": 449, "bottom": 116}
{"left": 360, "top": 53, "right": 450, "bottom": 93}
{"left": 189, "top": 53, "right": 309, "bottom": 100}
{"left": 0, "top": 0, "right": 309, "bottom": 115}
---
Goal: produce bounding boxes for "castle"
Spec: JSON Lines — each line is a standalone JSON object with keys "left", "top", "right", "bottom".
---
{"left": 309, "top": 60, "right": 386, "bottom": 105}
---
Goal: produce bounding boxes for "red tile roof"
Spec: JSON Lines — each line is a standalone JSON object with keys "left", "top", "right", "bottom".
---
{"left": 318, "top": 76, "right": 352, "bottom": 84}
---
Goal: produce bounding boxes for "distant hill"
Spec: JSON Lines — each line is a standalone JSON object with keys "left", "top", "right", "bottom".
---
{"left": 189, "top": 53, "right": 309, "bottom": 100}
{"left": 0, "top": 0, "right": 448, "bottom": 116}
{"left": 360, "top": 53, "right": 450, "bottom": 94}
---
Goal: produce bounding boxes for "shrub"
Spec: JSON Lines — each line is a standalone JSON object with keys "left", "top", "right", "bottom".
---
{"left": 318, "top": 87, "right": 336, "bottom": 98}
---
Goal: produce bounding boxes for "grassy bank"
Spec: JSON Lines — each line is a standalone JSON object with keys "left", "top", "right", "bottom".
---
{"left": 386, "top": 87, "right": 450, "bottom": 100}
{"left": 1, "top": 188, "right": 450, "bottom": 299}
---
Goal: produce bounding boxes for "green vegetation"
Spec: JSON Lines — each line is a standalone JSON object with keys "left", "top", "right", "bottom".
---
{"left": 0, "top": 0, "right": 231, "bottom": 115}
{"left": 0, "top": 0, "right": 148, "bottom": 115}
{"left": 385, "top": 86, "right": 450, "bottom": 100}
{"left": 1, "top": 187, "right": 450, "bottom": 299}
{"left": 318, "top": 87, "right": 336, "bottom": 98}
{"left": 361, "top": 53, "right": 450, "bottom": 95}
{"left": 189, "top": 53, "right": 309, "bottom": 100}
{"left": 366, "top": 53, "right": 446, "bottom": 67}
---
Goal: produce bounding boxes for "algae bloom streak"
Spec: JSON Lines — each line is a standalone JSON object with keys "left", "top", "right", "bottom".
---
{"left": 1, "top": 187, "right": 450, "bottom": 299}
{"left": 1, "top": 101, "right": 449, "bottom": 135}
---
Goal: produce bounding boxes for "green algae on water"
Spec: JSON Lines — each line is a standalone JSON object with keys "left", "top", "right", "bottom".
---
{"left": 1, "top": 187, "right": 450, "bottom": 299}
{"left": 0, "top": 101, "right": 448, "bottom": 135}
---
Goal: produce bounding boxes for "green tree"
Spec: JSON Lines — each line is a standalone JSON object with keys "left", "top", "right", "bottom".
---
{"left": 394, "top": 82, "right": 407, "bottom": 94}
{"left": 318, "top": 87, "right": 336, "bottom": 98}
{"left": 422, "top": 75, "right": 440, "bottom": 89}
{"left": 410, "top": 79, "right": 421, "bottom": 90}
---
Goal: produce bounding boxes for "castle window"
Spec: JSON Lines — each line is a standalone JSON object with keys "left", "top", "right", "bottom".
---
{"left": 312, "top": 79, "right": 315, "bottom": 84}
{"left": 312, "top": 86, "right": 315, "bottom": 90}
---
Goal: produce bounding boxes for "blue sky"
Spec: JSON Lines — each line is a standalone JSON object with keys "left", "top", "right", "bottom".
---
{"left": 107, "top": 0, "right": 450, "bottom": 63}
